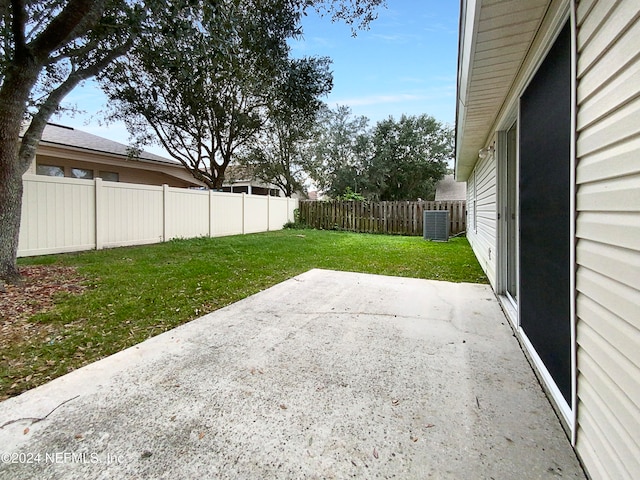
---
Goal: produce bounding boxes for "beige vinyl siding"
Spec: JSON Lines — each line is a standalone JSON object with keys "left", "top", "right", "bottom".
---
{"left": 575, "top": 1, "right": 640, "bottom": 478}
{"left": 465, "top": 146, "right": 497, "bottom": 288}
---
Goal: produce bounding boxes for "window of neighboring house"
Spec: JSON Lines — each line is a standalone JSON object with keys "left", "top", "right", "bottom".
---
{"left": 232, "top": 185, "right": 249, "bottom": 194}
{"left": 36, "top": 164, "right": 64, "bottom": 177}
{"left": 99, "top": 171, "right": 119, "bottom": 182}
{"left": 71, "top": 168, "right": 94, "bottom": 179}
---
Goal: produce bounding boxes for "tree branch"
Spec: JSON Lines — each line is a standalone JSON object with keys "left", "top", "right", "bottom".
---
{"left": 44, "top": 36, "right": 101, "bottom": 65}
{"left": 10, "top": 0, "right": 27, "bottom": 59}
{"left": 19, "top": 36, "right": 133, "bottom": 171}
{"left": 29, "top": 0, "right": 106, "bottom": 63}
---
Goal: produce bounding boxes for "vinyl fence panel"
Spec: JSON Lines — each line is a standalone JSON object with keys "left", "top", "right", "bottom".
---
{"left": 268, "top": 196, "right": 290, "bottom": 231}
{"left": 17, "top": 175, "right": 298, "bottom": 257}
{"left": 97, "top": 179, "right": 164, "bottom": 249}
{"left": 243, "top": 194, "right": 269, "bottom": 234}
{"left": 210, "top": 192, "right": 244, "bottom": 237}
{"left": 18, "top": 175, "right": 96, "bottom": 256}
{"left": 165, "top": 187, "right": 210, "bottom": 240}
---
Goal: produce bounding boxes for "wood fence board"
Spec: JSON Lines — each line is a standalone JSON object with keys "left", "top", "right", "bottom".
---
{"left": 299, "top": 200, "right": 466, "bottom": 236}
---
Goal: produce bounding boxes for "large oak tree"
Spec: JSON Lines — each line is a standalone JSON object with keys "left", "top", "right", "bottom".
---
{"left": 305, "top": 108, "right": 452, "bottom": 200}
{"left": 101, "top": 0, "right": 304, "bottom": 190}
{"left": 0, "top": 0, "right": 139, "bottom": 283}
{"left": 304, "top": 105, "right": 371, "bottom": 197}
{"left": 366, "top": 114, "right": 452, "bottom": 201}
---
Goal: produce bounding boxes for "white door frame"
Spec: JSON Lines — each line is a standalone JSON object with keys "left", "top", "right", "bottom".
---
{"left": 496, "top": 119, "right": 519, "bottom": 328}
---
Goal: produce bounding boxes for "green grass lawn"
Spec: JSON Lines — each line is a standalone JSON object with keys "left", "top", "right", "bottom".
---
{"left": 2, "top": 229, "right": 486, "bottom": 399}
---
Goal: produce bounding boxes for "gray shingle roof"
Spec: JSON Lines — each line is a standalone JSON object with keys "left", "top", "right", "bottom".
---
{"left": 435, "top": 174, "right": 467, "bottom": 201}
{"left": 36, "top": 123, "right": 177, "bottom": 165}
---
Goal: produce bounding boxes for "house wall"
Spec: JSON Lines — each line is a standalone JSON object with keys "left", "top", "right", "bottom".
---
{"left": 222, "top": 180, "right": 283, "bottom": 197}
{"left": 33, "top": 151, "right": 200, "bottom": 188}
{"left": 459, "top": 0, "right": 640, "bottom": 478}
{"left": 18, "top": 175, "right": 298, "bottom": 257}
{"left": 574, "top": 1, "right": 640, "bottom": 478}
{"left": 464, "top": 0, "right": 576, "bottom": 426}
{"left": 465, "top": 141, "right": 497, "bottom": 288}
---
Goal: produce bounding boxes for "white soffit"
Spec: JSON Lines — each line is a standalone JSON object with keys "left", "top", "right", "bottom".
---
{"left": 456, "top": 0, "right": 550, "bottom": 181}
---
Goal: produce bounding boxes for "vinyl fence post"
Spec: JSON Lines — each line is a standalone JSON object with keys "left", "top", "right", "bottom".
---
{"left": 209, "top": 189, "right": 213, "bottom": 238}
{"left": 95, "top": 177, "right": 104, "bottom": 250}
{"left": 267, "top": 193, "right": 271, "bottom": 231}
{"left": 163, "top": 184, "right": 169, "bottom": 242}
{"left": 242, "top": 193, "right": 246, "bottom": 235}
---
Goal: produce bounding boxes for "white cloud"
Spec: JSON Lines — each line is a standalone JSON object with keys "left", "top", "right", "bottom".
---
{"left": 335, "top": 93, "right": 428, "bottom": 107}
{"left": 289, "top": 35, "right": 337, "bottom": 55}
{"left": 370, "top": 33, "right": 421, "bottom": 43}
{"left": 334, "top": 84, "right": 455, "bottom": 108}
{"left": 328, "top": 84, "right": 457, "bottom": 124}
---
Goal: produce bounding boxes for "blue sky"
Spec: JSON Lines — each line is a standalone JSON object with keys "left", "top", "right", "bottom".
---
{"left": 56, "top": 1, "right": 459, "bottom": 157}
{"left": 291, "top": 1, "right": 460, "bottom": 124}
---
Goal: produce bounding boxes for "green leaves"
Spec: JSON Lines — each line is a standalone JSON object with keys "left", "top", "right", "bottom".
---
{"left": 101, "top": 0, "right": 304, "bottom": 189}
{"left": 306, "top": 108, "right": 452, "bottom": 201}
{"left": 305, "top": 105, "right": 371, "bottom": 195}
{"left": 237, "top": 55, "right": 333, "bottom": 197}
{"left": 98, "top": 1, "right": 387, "bottom": 191}
{"left": 368, "top": 114, "right": 452, "bottom": 201}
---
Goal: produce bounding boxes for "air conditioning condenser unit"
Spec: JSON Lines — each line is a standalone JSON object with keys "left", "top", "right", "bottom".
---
{"left": 423, "top": 210, "right": 449, "bottom": 241}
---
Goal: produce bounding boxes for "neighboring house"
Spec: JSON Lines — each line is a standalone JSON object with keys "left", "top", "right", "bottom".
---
{"left": 23, "top": 123, "right": 204, "bottom": 188}
{"left": 456, "top": 1, "right": 639, "bottom": 479}
{"left": 222, "top": 165, "right": 283, "bottom": 197}
{"left": 434, "top": 174, "right": 466, "bottom": 201}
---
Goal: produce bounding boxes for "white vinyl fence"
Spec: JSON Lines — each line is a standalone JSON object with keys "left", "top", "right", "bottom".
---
{"left": 17, "top": 174, "right": 298, "bottom": 257}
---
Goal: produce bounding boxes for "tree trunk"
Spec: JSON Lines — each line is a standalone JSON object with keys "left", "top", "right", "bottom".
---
{"left": 0, "top": 0, "right": 119, "bottom": 284}
{"left": 0, "top": 63, "right": 39, "bottom": 284}
{"left": 0, "top": 148, "right": 24, "bottom": 283}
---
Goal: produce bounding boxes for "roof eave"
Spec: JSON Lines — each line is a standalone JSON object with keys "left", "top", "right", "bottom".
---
{"left": 454, "top": 0, "right": 552, "bottom": 182}
{"left": 454, "top": 0, "right": 481, "bottom": 182}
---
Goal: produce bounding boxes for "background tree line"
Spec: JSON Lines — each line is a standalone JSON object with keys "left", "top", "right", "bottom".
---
{"left": 246, "top": 105, "right": 453, "bottom": 201}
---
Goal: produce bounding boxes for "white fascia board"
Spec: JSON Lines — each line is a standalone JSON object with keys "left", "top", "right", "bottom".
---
{"left": 455, "top": 0, "right": 482, "bottom": 181}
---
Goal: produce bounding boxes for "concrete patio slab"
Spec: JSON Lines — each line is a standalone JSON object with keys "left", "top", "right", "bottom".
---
{"left": 0, "top": 269, "right": 585, "bottom": 479}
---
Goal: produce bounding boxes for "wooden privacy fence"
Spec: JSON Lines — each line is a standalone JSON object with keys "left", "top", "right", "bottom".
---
{"left": 298, "top": 200, "right": 466, "bottom": 236}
